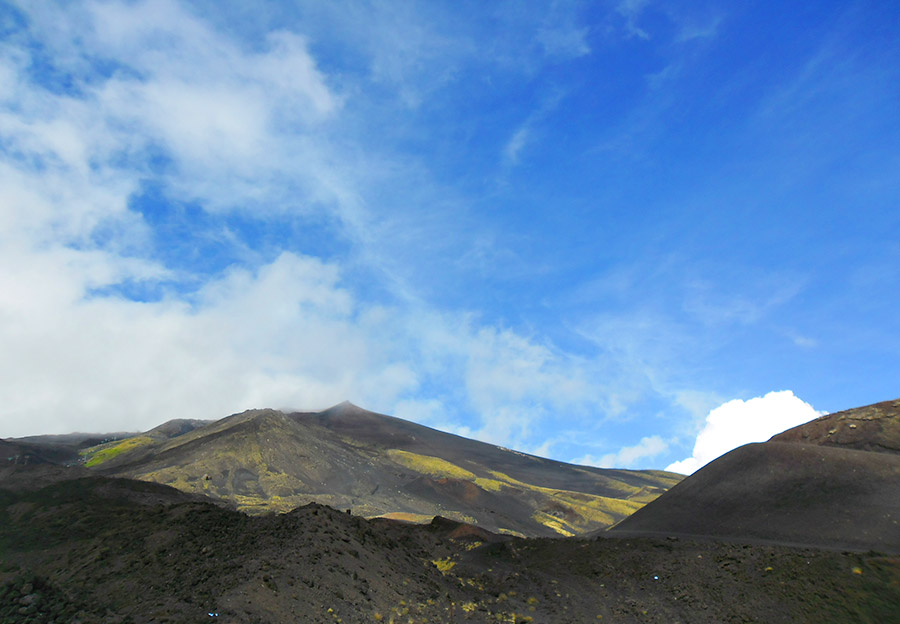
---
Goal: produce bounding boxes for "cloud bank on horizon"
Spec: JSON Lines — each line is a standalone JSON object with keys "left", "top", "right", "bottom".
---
{"left": 1, "top": 0, "right": 898, "bottom": 472}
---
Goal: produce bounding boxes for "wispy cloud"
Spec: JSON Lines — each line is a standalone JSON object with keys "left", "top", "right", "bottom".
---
{"left": 0, "top": 0, "right": 615, "bottom": 443}
{"left": 502, "top": 90, "right": 566, "bottom": 167}
{"left": 1, "top": 0, "right": 896, "bottom": 476}
{"left": 616, "top": 0, "right": 651, "bottom": 39}
{"left": 675, "top": 15, "right": 722, "bottom": 43}
{"left": 577, "top": 435, "right": 668, "bottom": 469}
{"left": 503, "top": 127, "right": 531, "bottom": 165}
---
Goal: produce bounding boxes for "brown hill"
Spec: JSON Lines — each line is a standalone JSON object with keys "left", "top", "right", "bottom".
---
{"left": 770, "top": 397, "right": 900, "bottom": 453}
{"left": 70, "top": 402, "right": 680, "bottom": 537}
{"left": 611, "top": 397, "right": 900, "bottom": 553}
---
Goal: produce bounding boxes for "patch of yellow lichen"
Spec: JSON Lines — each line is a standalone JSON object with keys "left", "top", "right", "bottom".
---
{"left": 481, "top": 470, "right": 644, "bottom": 529}
{"left": 473, "top": 477, "right": 506, "bottom": 492}
{"left": 444, "top": 510, "right": 478, "bottom": 524}
{"left": 374, "top": 512, "right": 436, "bottom": 523}
{"left": 532, "top": 511, "right": 577, "bottom": 536}
{"left": 81, "top": 436, "right": 155, "bottom": 467}
{"left": 386, "top": 449, "right": 477, "bottom": 480}
{"left": 432, "top": 557, "right": 456, "bottom": 573}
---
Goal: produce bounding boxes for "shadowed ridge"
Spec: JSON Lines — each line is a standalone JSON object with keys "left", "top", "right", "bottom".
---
{"left": 2, "top": 431, "right": 139, "bottom": 466}
{"left": 14, "top": 431, "right": 138, "bottom": 448}
{"left": 770, "top": 397, "right": 900, "bottom": 454}
{"left": 1, "top": 439, "right": 71, "bottom": 466}
{"left": 610, "top": 441, "right": 900, "bottom": 553}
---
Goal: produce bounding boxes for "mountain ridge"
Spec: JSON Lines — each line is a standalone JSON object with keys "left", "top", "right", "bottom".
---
{"left": 71, "top": 402, "right": 680, "bottom": 537}
{"left": 769, "top": 397, "right": 900, "bottom": 453}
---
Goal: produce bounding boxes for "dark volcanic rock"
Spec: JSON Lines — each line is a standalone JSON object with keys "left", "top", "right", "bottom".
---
{"left": 611, "top": 441, "right": 900, "bottom": 553}
{"left": 1, "top": 471, "right": 897, "bottom": 623}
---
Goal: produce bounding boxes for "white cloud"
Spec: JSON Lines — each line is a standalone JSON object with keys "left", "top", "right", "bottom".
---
{"left": 666, "top": 390, "right": 823, "bottom": 474}
{"left": 10, "top": 0, "right": 342, "bottom": 223}
{"left": 0, "top": 1, "right": 624, "bottom": 447}
{"left": 0, "top": 249, "right": 422, "bottom": 436}
{"left": 0, "top": 236, "right": 615, "bottom": 442}
{"left": 578, "top": 435, "right": 668, "bottom": 469}
{"left": 0, "top": 0, "right": 792, "bottom": 474}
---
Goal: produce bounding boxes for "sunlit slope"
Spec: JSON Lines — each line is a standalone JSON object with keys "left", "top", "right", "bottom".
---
{"left": 81, "top": 402, "right": 681, "bottom": 536}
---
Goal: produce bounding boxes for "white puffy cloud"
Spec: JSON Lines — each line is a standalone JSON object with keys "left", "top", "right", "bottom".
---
{"left": 666, "top": 390, "right": 823, "bottom": 474}
{"left": 0, "top": 250, "right": 417, "bottom": 436}
{"left": 9, "top": 0, "right": 342, "bottom": 223}
{"left": 0, "top": 0, "right": 821, "bottom": 472}
{"left": 0, "top": 0, "right": 612, "bottom": 445}
{"left": 0, "top": 234, "right": 616, "bottom": 441}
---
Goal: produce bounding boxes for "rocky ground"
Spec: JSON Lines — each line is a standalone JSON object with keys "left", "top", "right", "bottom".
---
{"left": 1, "top": 471, "right": 898, "bottom": 623}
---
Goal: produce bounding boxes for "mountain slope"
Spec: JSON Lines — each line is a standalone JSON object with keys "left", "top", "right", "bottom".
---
{"left": 611, "top": 397, "right": 900, "bottom": 552}
{"left": 770, "top": 397, "right": 900, "bottom": 453}
{"left": 78, "top": 402, "right": 681, "bottom": 537}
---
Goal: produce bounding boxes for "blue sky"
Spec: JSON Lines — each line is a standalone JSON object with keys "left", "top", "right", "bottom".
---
{"left": 1, "top": 0, "right": 898, "bottom": 473}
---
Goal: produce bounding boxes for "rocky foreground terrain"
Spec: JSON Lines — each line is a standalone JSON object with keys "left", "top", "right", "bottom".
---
{"left": 1, "top": 468, "right": 897, "bottom": 623}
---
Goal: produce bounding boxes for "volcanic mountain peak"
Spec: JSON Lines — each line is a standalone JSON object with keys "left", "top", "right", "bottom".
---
{"left": 64, "top": 403, "right": 681, "bottom": 537}
{"left": 323, "top": 399, "right": 366, "bottom": 414}
{"left": 146, "top": 418, "right": 212, "bottom": 440}
{"left": 301, "top": 401, "right": 437, "bottom": 441}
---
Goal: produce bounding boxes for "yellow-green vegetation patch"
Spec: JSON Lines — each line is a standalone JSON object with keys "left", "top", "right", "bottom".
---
{"left": 374, "top": 512, "right": 435, "bottom": 523}
{"left": 81, "top": 436, "right": 155, "bottom": 467}
{"left": 640, "top": 469, "right": 685, "bottom": 486}
{"left": 443, "top": 510, "right": 477, "bottom": 525}
{"left": 386, "top": 449, "right": 476, "bottom": 480}
{"left": 230, "top": 494, "right": 273, "bottom": 513}
{"left": 135, "top": 468, "right": 200, "bottom": 495}
{"left": 432, "top": 557, "right": 456, "bottom": 573}
{"left": 626, "top": 486, "right": 666, "bottom": 504}
{"left": 497, "top": 527, "right": 527, "bottom": 538}
{"left": 484, "top": 469, "right": 644, "bottom": 529}
{"left": 532, "top": 511, "right": 576, "bottom": 536}
{"left": 473, "top": 477, "right": 506, "bottom": 492}
{"left": 257, "top": 469, "right": 303, "bottom": 497}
